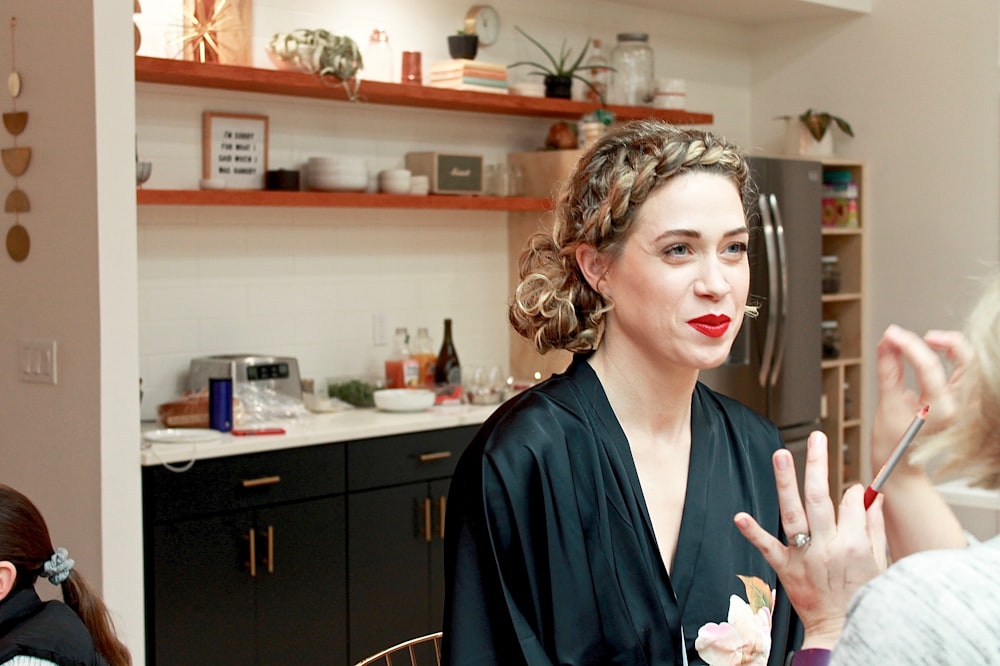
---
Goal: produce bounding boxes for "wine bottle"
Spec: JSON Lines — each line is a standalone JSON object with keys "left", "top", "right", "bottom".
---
{"left": 433, "top": 318, "right": 461, "bottom": 387}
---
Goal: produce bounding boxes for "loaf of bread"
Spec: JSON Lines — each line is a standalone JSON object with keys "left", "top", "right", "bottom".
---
{"left": 157, "top": 391, "right": 210, "bottom": 428}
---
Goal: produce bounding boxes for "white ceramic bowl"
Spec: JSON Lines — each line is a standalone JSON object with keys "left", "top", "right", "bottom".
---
{"left": 373, "top": 388, "right": 435, "bottom": 412}
{"left": 308, "top": 172, "right": 368, "bottom": 192}
{"left": 308, "top": 157, "right": 367, "bottom": 171}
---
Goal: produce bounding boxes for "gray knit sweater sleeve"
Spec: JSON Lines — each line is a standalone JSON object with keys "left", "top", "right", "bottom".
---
{"left": 830, "top": 534, "right": 1000, "bottom": 664}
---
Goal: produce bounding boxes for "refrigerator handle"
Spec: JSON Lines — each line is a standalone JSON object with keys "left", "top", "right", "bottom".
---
{"left": 768, "top": 193, "right": 790, "bottom": 387}
{"left": 757, "top": 193, "right": 779, "bottom": 389}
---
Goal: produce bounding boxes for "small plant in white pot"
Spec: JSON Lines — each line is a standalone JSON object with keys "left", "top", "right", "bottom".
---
{"left": 779, "top": 109, "right": 854, "bottom": 156}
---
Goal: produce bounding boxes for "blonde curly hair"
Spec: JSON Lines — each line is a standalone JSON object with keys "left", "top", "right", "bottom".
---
{"left": 509, "top": 119, "right": 755, "bottom": 354}
{"left": 912, "top": 274, "right": 1000, "bottom": 489}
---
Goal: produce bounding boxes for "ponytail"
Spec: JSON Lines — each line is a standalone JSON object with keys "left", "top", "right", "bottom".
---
{"left": 60, "top": 570, "right": 132, "bottom": 666}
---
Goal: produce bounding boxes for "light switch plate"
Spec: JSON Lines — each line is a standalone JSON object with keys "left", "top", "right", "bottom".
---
{"left": 18, "top": 338, "right": 57, "bottom": 384}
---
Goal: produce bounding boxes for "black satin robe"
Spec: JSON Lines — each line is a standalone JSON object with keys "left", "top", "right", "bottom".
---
{"left": 442, "top": 354, "right": 799, "bottom": 665}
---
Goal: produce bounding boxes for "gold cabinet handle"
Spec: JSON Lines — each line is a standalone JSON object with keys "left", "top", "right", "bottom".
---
{"left": 418, "top": 451, "right": 452, "bottom": 463}
{"left": 245, "top": 527, "right": 256, "bottom": 577}
{"left": 438, "top": 496, "right": 447, "bottom": 540}
{"left": 266, "top": 525, "right": 274, "bottom": 574}
{"left": 423, "top": 498, "right": 432, "bottom": 543}
{"left": 242, "top": 475, "right": 281, "bottom": 488}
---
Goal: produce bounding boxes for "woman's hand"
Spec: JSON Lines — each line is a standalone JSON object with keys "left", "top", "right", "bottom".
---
{"left": 734, "top": 432, "right": 887, "bottom": 650}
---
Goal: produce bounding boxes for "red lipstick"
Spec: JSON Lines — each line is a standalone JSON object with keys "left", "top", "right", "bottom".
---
{"left": 688, "top": 314, "right": 731, "bottom": 338}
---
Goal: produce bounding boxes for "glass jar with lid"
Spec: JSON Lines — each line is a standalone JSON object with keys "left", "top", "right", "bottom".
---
{"left": 609, "top": 33, "right": 654, "bottom": 106}
{"left": 821, "top": 320, "right": 842, "bottom": 359}
{"left": 821, "top": 255, "right": 842, "bottom": 294}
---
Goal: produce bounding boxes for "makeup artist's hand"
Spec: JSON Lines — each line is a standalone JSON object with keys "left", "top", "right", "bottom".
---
{"left": 871, "top": 324, "right": 972, "bottom": 475}
{"left": 734, "top": 432, "right": 887, "bottom": 650}
{"left": 870, "top": 324, "right": 972, "bottom": 557}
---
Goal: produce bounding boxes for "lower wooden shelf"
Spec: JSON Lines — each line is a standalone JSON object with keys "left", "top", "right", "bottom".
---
{"left": 136, "top": 189, "right": 553, "bottom": 211}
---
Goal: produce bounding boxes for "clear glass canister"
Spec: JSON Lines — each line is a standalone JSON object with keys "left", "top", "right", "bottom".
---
{"left": 821, "top": 320, "right": 842, "bottom": 359}
{"left": 610, "top": 33, "right": 654, "bottom": 106}
{"left": 821, "top": 255, "right": 842, "bottom": 294}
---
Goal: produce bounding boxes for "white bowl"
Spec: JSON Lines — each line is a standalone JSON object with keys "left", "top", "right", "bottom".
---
{"left": 381, "top": 181, "right": 412, "bottom": 195}
{"left": 308, "top": 173, "right": 368, "bottom": 192}
{"left": 373, "top": 388, "right": 435, "bottom": 412}
{"left": 308, "top": 168, "right": 368, "bottom": 179}
{"left": 308, "top": 157, "right": 367, "bottom": 171}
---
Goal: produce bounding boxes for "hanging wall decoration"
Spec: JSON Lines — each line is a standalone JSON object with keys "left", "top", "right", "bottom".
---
{"left": 3, "top": 16, "right": 30, "bottom": 262}
{"left": 181, "top": 0, "right": 252, "bottom": 65}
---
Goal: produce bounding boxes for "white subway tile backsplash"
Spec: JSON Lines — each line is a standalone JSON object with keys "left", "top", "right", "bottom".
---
{"left": 136, "top": 0, "right": 752, "bottom": 414}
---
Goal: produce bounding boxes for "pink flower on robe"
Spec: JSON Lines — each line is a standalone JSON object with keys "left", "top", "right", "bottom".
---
{"left": 694, "top": 575, "right": 774, "bottom": 666}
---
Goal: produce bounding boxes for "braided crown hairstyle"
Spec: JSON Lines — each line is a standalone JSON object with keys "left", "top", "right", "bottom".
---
{"left": 0, "top": 485, "right": 132, "bottom": 666}
{"left": 509, "top": 120, "right": 754, "bottom": 354}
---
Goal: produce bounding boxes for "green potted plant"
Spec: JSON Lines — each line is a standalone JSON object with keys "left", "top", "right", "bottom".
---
{"left": 778, "top": 109, "right": 854, "bottom": 156}
{"left": 448, "top": 30, "right": 479, "bottom": 60}
{"left": 267, "top": 29, "right": 363, "bottom": 101}
{"left": 509, "top": 26, "right": 608, "bottom": 101}
{"left": 797, "top": 109, "right": 854, "bottom": 142}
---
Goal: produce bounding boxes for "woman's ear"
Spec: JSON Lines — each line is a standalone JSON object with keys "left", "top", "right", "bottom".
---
{"left": 0, "top": 561, "right": 17, "bottom": 601}
{"left": 575, "top": 243, "right": 611, "bottom": 294}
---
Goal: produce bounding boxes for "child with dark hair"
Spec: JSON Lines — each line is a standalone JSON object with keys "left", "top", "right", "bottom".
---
{"left": 0, "top": 484, "right": 130, "bottom": 666}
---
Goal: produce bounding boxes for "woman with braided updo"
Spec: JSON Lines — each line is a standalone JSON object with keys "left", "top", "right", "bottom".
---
{"left": 0, "top": 484, "right": 130, "bottom": 666}
{"left": 443, "top": 120, "right": 800, "bottom": 665}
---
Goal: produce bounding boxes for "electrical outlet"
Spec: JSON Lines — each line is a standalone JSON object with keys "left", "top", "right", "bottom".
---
{"left": 19, "top": 338, "right": 57, "bottom": 384}
{"left": 372, "top": 313, "right": 389, "bottom": 346}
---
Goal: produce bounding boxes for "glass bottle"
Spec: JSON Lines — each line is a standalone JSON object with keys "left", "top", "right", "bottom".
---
{"left": 412, "top": 327, "right": 437, "bottom": 388}
{"left": 365, "top": 28, "right": 393, "bottom": 83}
{"left": 609, "top": 33, "right": 654, "bottom": 106}
{"left": 584, "top": 38, "right": 609, "bottom": 104}
{"left": 385, "top": 327, "right": 419, "bottom": 388}
{"left": 434, "top": 318, "right": 461, "bottom": 387}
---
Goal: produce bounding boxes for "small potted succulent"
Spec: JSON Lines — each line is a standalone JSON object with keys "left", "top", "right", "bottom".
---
{"left": 509, "top": 26, "right": 608, "bottom": 101}
{"left": 779, "top": 109, "right": 854, "bottom": 156}
{"left": 448, "top": 30, "right": 479, "bottom": 60}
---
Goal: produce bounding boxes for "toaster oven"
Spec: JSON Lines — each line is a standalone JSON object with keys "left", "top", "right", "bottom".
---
{"left": 188, "top": 354, "right": 302, "bottom": 400}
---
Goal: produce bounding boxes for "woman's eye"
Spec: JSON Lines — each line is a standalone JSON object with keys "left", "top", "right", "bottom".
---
{"left": 664, "top": 244, "right": 689, "bottom": 257}
{"left": 724, "top": 241, "right": 748, "bottom": 255}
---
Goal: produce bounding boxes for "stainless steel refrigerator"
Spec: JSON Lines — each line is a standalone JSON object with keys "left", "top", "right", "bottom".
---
{"left": 700, "top": 156, "right": 823, "bottom": 481}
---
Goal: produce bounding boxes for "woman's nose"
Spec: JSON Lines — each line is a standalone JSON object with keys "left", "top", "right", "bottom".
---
{"left": 695, "top": 259, "right": 733, "bottom": 298}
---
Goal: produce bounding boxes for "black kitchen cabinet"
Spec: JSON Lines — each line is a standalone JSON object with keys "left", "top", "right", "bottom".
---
{"left": 143, "top": 442, "right": 348, "bottom": 666}
{"left": 345, "top": 427, "right": 474, "bottom": 664}
{"left": 142, "top": 424, "right": 478, "bottom": 666}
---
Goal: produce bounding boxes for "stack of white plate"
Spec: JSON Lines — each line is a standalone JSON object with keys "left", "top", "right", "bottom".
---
{"left": 410, "top": 174, "right": 430, "bottom": 196}
{"left": 307, "top": 156, "right": 368, "bottom": 192}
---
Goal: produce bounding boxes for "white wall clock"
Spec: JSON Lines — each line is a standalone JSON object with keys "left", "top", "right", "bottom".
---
{"left": 465, "top": 5, "right": 500, "bottom": 47}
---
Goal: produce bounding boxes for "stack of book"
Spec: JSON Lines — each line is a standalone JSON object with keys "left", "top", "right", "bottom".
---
{"left": 429, "top": 60, "right": 508, "bottom": 94}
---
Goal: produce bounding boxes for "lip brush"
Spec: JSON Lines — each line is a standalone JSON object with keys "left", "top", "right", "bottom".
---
{"left": 864, "top": 405, "right": 930, "bottom": 509}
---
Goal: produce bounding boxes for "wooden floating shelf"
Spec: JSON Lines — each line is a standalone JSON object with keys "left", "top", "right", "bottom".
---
{"left": 137, "top": 189, "right": 553, "bottom": 211}
{"left": 821, "top": 292, "right": 862, "bottom": 303}
{"left": 135, "top": 56, "right": 714, "bottom": 124}
{"left": 821, "top": 357, "right": 862, "bottom": 369}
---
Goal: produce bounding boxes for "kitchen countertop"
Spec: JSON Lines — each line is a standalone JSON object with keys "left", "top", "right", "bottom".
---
{"left": 140, "top": 404, "right": 499, "bottom": 466}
